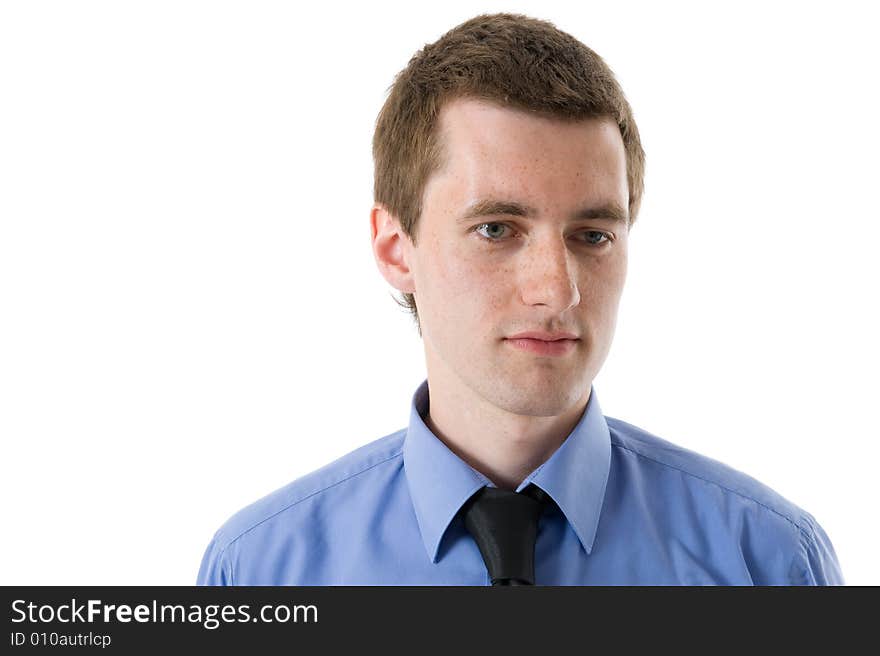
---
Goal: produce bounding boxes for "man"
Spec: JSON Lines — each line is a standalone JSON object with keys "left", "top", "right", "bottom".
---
{"left": 197, "top": 13, "right": 843, "bottom": 585}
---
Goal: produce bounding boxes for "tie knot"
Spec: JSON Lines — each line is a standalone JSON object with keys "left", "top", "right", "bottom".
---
{"left": 461, "top": 484, "right": 550, "bottom": 585}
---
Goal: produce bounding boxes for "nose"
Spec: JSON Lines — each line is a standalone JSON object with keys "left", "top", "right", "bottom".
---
{"left": 517, "top": 234, "right": 581, "bottom": 312}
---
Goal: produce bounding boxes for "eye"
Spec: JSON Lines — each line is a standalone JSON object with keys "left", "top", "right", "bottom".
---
{"left": 580, "top": 230, "right": 611, "bottom": 246}
{"left": 474, "top": 222, "right": 513, "bottom": 241}
{"left": 473, "top": 223, "right": 613, "bottom": 247}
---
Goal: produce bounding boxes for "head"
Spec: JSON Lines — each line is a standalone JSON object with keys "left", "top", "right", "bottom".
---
{"left": 371, "top": 13, "right": 644, "bottom": 417}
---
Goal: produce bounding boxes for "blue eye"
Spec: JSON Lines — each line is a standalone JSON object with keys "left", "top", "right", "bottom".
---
{"left": 474, "top": 222, "right": 512, "bottom": 240}
{"left": 473, "top": 222, "right": 611, "bottom": 246}
{"left": 581, "top": 230, "right": 610, "bottom": 245}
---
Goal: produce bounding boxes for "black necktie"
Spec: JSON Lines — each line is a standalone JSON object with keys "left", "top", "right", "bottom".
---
{"left": 460, "top": 483, "right": 551, "bottom": 586}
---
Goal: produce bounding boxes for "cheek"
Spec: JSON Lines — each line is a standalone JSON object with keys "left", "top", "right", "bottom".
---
{"left": 578, "top": 260, "right": 627, "bottom": 319}
{"left": 425, "top": 240, "right": 509, "bottom": 310}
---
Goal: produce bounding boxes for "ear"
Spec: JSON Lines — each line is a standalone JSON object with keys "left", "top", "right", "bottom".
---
{"left": 370, "top": 203, "right": 416, "bottom": 294}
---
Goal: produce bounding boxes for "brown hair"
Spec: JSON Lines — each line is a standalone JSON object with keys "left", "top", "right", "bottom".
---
{"left": 372, "top": 12, "right": 645, "bottom": 334}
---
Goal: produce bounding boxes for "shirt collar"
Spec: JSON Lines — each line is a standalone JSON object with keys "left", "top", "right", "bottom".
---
{"left": 403, "top": 378, "right": 612, "bottom": 563}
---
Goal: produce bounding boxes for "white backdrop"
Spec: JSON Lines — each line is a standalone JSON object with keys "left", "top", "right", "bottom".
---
{"left": 1, "top": 0, "right": 877, "bottom": 585}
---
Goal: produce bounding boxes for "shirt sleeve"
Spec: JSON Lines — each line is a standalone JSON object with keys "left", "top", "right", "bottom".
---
{"left": 791, "top": 512, "right": 845, "bottom": 585}
{"left": 196, "top": 534, "right": 233, "bottom": 586}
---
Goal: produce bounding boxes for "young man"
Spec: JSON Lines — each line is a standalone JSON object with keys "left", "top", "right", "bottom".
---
{"left": 197, "top": 13, "right": 843, "bottom": 585}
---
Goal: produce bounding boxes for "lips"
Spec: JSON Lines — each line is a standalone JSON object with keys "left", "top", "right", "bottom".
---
{"left": 506, "top": 331, "right": 579, "bottom": 341}
{"left": 504, "top": 336, "right": 578, "bottom": 356}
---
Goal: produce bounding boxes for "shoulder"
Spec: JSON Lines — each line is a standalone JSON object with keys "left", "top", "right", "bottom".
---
{"left": 604, "top": 416, "right": 843, "bottom": 584}
{"left": 604, "top": 415, "right": 812, "bottom": 533}
{"left": 209, "top": 428, "right": 407, "bottom": 554}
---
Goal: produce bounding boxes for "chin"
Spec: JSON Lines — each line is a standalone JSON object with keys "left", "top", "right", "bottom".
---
{"left": 488, "top": 381, "right": 583, "bottom": 418}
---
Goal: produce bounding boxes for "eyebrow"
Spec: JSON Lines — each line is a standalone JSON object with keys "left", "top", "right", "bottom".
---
{"left": 458, "top": 198, "right": 629, "bottom": 225}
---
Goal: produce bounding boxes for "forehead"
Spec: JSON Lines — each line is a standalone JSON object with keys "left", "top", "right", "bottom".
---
{"left": 433, "top": 97, "right": 627, "bottom": 203}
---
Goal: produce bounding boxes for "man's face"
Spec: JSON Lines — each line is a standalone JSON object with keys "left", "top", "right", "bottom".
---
{"left": 404, "top": 97, "right": 630, "bottom": 418}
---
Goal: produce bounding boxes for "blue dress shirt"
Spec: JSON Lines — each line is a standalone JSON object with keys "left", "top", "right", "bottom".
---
{"left": 197, "top": 379, "right": 844, "bottom": 585}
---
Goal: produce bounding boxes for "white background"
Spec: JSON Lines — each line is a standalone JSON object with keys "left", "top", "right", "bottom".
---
{"left": 1, "top": 1, "right": 877, "bottom": 585}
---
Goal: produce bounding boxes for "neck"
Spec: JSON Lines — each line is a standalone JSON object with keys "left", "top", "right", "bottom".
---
{"left": 422, "top": 360, "right": 589, "bottom": 491}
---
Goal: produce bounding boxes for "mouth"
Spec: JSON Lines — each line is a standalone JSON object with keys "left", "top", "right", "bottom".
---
{"left": 503, "top": 337, "right": 579, "bottom": 357}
